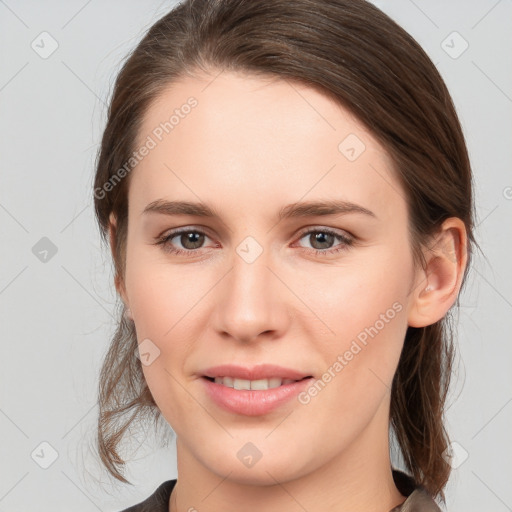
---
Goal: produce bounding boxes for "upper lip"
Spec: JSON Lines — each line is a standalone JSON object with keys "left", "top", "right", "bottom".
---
{"left": 201, "top": 364, "right": 312, "bottom": 381}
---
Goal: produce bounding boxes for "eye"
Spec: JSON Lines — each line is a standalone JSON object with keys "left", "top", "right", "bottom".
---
{"left": 295, "top": 227, "right": 354, "bottom": 256}
{"left": 153, "top": 228, "right": 215, "bottom": 257}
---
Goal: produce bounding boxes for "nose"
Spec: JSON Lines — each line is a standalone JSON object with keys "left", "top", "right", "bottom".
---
{"left": 210, "top": 246, "right": 291, "bottom": 344}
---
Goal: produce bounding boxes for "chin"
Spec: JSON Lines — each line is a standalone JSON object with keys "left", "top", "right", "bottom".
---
{"left": 197, "top": 444, "right": 313, "bottom": 487}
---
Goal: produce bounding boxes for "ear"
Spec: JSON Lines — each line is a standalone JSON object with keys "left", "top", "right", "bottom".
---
{"left": 108, "top": 212, "right": 130, "bottom": 312}
{"left": 407, "top": 217, "right": 468, "bottom": 328}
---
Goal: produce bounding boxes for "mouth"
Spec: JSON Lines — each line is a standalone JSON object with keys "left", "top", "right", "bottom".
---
{"left": 201, "top": 374, "right": 315, "bottom": 416}
{"left": 202, "top": 375, "right": 313, "bottom": 390}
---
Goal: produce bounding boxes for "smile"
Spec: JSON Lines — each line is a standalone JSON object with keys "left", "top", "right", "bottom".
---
{"left": 205, "top": 376, "right": 309, "bottom": 390}
{"left": 201, "top": 376, "right": 314, "bottom": 416}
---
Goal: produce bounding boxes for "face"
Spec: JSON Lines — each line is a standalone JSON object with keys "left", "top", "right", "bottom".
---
{"left": 117, "top": 70, "right": 421, "bottom": 485}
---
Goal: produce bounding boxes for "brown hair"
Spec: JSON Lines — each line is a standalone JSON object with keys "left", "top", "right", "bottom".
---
{"left": 93, "top": 0, "right": 476, "bottom": 503}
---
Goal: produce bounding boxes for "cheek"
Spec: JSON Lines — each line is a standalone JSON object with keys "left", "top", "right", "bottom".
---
{"left": 127, "top": 258, "right": 204, "bottom": 432}
{"left": 299, "top": 243, "right": 412, "bottom": 341}
{"left": 297, "top": 295, "right": 408, "bottom": 456}
{"left": 124, "top": 239, "right": 208, "bottom": 337}
{"left": 300, "top": 247, "right": 412, "bottom": 406}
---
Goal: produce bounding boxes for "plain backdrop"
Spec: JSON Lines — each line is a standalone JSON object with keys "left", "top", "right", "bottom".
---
{"left": 0, "top": 1, "right": 511, "bottom": 511}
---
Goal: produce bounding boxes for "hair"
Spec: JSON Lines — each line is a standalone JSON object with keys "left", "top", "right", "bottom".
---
{"left": 92, "top": 0, "right": 477, "bottom": 503}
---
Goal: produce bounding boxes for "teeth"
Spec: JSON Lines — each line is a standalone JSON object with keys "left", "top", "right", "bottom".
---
{"left": 213, "top": 377, "right": 298, "bottom": 390}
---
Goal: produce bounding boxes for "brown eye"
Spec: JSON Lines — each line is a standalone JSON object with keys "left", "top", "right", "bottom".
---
{"left": 154, "top": 228, "right": 213, "bottom": 256}
{"left": 177, "top": 231, "right": 205, "bottom": 250}
{"left": 308, "top": 231, "right": 336, "bottom": 250}
{"left": 296, "top": 228, "right": 354, "bottom": 256}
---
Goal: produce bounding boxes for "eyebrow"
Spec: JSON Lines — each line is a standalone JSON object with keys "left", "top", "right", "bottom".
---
{"left": 142, "top": 199, "right": 377, "bottom": 220}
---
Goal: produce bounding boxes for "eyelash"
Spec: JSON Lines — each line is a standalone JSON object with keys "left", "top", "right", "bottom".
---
{"left": 153, "top": 226, "right": 354, "bottom": 258}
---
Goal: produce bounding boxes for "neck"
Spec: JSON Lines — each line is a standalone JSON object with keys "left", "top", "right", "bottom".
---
{"left": 169, "top": 397, "right": 406, "bottom": 512}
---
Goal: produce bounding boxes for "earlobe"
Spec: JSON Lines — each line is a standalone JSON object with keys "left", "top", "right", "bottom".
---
{"left": 407, "top": 218, "right": 468, "bottom": 328}
{"left": 124, "top": 307, "right": 134, "bottom": 321}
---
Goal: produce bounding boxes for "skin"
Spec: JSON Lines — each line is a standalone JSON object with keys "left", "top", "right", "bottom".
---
{"left": 109, "top": 69, "right": 467, "bottom": 512}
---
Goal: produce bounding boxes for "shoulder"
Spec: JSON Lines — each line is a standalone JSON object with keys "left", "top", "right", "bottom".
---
{"left": 390, "top": 470, "right": 443, "bottom": 512}
{"left": 118, "top": 479, "right": 177, "bottom": 512}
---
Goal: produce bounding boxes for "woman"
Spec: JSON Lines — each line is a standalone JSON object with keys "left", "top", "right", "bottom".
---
{"left": 93, "top": 0, "right": 475, "bottom": 510}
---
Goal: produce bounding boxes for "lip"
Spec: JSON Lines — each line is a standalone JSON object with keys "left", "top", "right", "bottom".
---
{"left": 201, "top": 376, "right": 314, "bottom": 416}
{"left": 200, "top": 363, "right": 312, "bottom": 381}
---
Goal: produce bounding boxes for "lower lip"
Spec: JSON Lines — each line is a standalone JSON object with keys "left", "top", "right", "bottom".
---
{"left": 201, "top": 377, "right": 313, "bottom": 416}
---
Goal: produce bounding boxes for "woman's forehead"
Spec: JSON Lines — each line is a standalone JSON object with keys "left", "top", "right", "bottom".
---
{"left": 131, "top": 71, "right": 403, "bottom": 217}
{"left": 141, "top": 71, "right": 376, "bottom": 146}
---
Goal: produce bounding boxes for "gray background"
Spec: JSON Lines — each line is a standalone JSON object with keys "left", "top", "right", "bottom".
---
{"left": 0, "top": 1, "right": 511, "bottom": 511}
